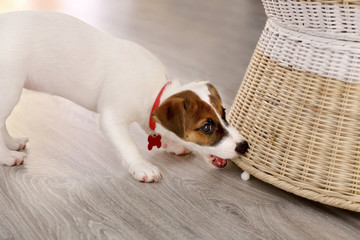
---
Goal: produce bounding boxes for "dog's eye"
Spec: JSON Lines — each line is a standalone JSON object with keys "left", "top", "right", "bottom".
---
{"left": 200, "top": 123, "right": 214, "bottom": 134}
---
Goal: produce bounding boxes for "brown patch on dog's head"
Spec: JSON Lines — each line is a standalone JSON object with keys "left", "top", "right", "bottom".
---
{"left": 207, "top": 83, "right": 227, "bottom": 124}
{"left": 152, "top": 90, "right": 227, "bottom": 146}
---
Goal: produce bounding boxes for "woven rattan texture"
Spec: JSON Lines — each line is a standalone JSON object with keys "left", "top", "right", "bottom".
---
{"left": 303, "top": 0, "right": 360, "bottom": 4}
{"left": 229, "top": 47, "right": 360, "bottom": 211}
{"left": 263, "top": 0, "right": 360, "bottom": 41}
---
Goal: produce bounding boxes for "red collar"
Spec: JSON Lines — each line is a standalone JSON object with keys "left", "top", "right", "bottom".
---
{"left": 149, "top": 82, "right": 172, "bottom": 131}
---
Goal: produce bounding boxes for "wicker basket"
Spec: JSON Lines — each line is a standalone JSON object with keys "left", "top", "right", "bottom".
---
{"left": 229, "top": 17, "right": 360, "bottom": 211}
{"left": 263, "top": 0, "right": 360, "bottom": 41}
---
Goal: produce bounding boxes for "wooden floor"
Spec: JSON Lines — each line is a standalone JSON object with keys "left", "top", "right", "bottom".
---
{"left": 1, "top": 0, "right": 360, "bottom": 239}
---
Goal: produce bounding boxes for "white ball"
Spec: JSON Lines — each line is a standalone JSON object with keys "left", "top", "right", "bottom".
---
{"left": 241, "top": 171, "right": 250, "bottom": 181}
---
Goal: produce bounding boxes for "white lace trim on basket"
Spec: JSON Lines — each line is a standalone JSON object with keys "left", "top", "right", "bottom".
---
{"left": 257, "top": 19, "right": 360, "bottom": 83}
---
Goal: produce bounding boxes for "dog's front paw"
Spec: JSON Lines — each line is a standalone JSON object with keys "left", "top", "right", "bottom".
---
{"left": 162, "top": 140, "right": 192, "bottom": 156}
{"left": 1, "top": 151, "right": 27, "bottom": 166}
{"left": 173, "top": 148, "right": 192, "bottom": 156}
{"left": 6, "top": 137, "right": 29, "bottom": 151}
{"left": 129, "top": 163, "right": 162, "bottom": 183}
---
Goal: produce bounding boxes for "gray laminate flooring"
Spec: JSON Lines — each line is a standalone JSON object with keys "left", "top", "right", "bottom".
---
{"left": 1, "top": 0, "right": 360, "bottom": 239}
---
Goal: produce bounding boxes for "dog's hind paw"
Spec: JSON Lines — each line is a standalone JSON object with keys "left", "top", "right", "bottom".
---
{"left": 1, "top": 151, "right": 27, "bottom": 166}
{"left": 129, "top": 163, "right": 162, "bottom": 183}
{"left": 6, "top": 137, "right": 29, "bottom": 151}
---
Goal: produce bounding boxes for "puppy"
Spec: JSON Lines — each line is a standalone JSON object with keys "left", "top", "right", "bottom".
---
{"left": 0, "top": 11, "right": 248, "bottom": 182}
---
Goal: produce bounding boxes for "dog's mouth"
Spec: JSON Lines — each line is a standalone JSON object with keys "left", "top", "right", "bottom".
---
{"left": 210, "top": 155, "right": 227, "bottom": 168}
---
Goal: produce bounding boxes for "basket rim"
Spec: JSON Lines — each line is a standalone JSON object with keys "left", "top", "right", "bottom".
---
{"left": 232, "top": 158, "right": 360, "bottom": 212}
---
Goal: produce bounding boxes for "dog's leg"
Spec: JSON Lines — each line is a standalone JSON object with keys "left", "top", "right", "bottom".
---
{"left": 0, "top": 125, "right": 26, "bottom": 166}
{"left": 100, "top": 111, "right": 162, "bottom": 182}
{"left": 0, "top": 73, "right": 27, "bottom": 166}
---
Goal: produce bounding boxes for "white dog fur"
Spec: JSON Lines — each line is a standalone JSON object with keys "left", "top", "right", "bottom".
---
{"left": 0, "top": 11, "right": 248, "bottom": 182}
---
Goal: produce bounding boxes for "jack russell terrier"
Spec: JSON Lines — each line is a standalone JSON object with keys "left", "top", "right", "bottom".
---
{"left": 0, "top": 11, "right": 249, "bottom": 182}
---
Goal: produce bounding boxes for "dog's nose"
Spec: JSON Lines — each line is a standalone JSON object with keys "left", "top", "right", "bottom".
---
{"left": 235, "top": 141, "right": 249, "bottom": 155}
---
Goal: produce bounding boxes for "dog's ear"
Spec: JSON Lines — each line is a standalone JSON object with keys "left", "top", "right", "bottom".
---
{"left": 152, "top": 97, "right": 187, "bottom": 138}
